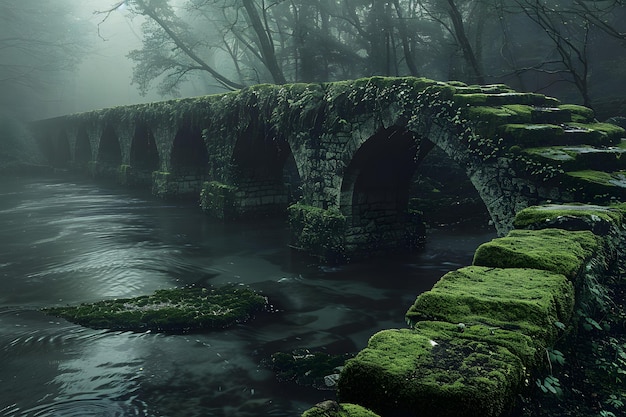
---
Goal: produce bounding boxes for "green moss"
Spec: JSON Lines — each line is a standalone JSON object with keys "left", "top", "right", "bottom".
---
{"left": 472, "top": 229, "right": 599, "bottom": 279}
{"left": 288, "top": 203, "right": 346, "bottom": 262}
{"left": 565, "top": 170, "right": 626, "bottom": 201}
{"left": 454, "top": 92, "right": 549, "bottom": 107}
{"left": 301, "top": 402, "right": 380, "bottom": 417}
{"left": 200, "top": 181, "right": 238, "bottom": 219}
{"left": 405, "top": 266, "right": 573, "bottom": 343}
{"left": 502, "top": 104, "right": 534, "bottom": 121}
{"left": 570, "top": 122, "right": 625, "bottom": 143}
{"left": 42, "top": 284, "right": 267, "bottom": 333}
{"left": 338, "top": 328, "right": 524, "bottom": 417}
{"left": 513, "top": 204, "right": 623, "bottom": 233}
{"left": 558, "top": 104, "right": 595, "bottom": 123}
{"left": 464, "top": 106, "right": 529, "bottom": 126}
{"left": 498, "top": 123, "right": 564, "bottom": 146}
{"left": 412, "top": 321, "right": 538, "bottom": 369}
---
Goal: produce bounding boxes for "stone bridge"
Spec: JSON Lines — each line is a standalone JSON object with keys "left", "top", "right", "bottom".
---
{"left": 32, "top": 76, "right": 626, "bottom": 260}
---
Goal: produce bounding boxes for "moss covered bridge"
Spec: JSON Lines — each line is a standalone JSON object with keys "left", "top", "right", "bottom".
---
{"left": 33, "top": 76, "right": 625, "bottom": 260}
{"left": 31, "top": 78, "right": 626, "bottom": 416}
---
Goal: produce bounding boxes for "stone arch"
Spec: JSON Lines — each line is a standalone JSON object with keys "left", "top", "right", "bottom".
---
{"left": 97, "top": 125, "right": 122, "bottom": 165}
{"left": 231, "top": 123, "right": 297, "bottom": 217}
{"left": 50, "top": 129, "right": 71, "bottom": 168}
{"left": 339, "top": 126, "right": 424, "bottom": 254}
{"left": 74, "top": 126, "right": 92, "bottom": 166}
{"left": 130, "top": 123, "right": 160, "bottom": 182}
{"left": 170, "top": 126, "right": 208, "bottom": 175}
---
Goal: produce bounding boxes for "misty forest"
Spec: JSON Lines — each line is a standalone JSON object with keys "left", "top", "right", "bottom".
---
{"left": 1, "top": 1, "right": 626, "bottom": 417}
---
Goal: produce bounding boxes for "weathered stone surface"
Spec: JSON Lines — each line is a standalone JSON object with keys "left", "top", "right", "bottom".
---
{"left": 405, "top": 266, "right": 573, "bottom": 343}
{"left": 337, "top": 328, "right": 525, "bottom": 417}
{"left": 473, "top": 228, "right": 599, "bottom": 279}
{"left": 513, "top": 203, "right": 625, "bottom": 235}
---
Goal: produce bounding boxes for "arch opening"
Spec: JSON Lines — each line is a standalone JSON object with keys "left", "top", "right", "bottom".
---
{"left": 97, "top": 125, "right": 122, "bottom": 176}
{"left": 409, "top": 145, "right": 493, "bottom": 230}
{"left": 169, "top": 126, "right": 209, "bottom": 197}
{"left": 74, "top": 127, "right": 92, "bottom": 167}
{"left": 231, "top": 125, "right": 299, "bottom": 218}
{"left": 340, "top": 127, "right": 424, "bottom": 255}
{"left": 130, "top": 124, "right": 160, "bottom": 184}
{"left": 51, "top": 130, "right": 71, "bottom": 168}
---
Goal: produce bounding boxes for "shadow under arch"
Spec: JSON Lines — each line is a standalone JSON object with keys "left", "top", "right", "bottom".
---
{"left": 169, "top": 125, "right": 209, "bottom": 197}
{"left": 74, "top": 126, "right": 92, "bottom": 168}
{"left": 339, "top": 126, "right": 427, "bottom": 255}
{"left": 97, "top": 125, "right": 122, "bottom": 176}
{"left": 230, "top": 124, "right": 300, "bottom": 218}
{"left": 130, "top": 123, "right": 160, "bottom": 185}
{"left": 50, "top": 129, "right": 71, "bottom": 168}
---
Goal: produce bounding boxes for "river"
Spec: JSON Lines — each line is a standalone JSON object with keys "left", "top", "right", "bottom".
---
{"left": 0, "top": 175, "right": 496, "bottom": 417}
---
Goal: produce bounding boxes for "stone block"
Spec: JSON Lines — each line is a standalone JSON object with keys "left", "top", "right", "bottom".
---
{"left": 405, "top": 265, "right": 574, "bottom": 343}
{"left": 472, "top": 229, "right": 599, "bottom": 279}
{"left": 338, "top": 328, "right": 524, "bottom": 417}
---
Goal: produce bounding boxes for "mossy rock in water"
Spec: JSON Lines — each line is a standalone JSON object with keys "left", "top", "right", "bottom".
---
{"left": 405, "top": 266, "right": 573, "bottom": 344}
{"left": 42, "top": 284, "right": 267, "bottom": 333}
{"left": 473, "top": 229, "right": 599, "bottom": 279}
{"left": 513, "top": 204, "right": 624, "bottom": 235}
{"left": 263, "top": 349, "right": 355, "bottom": 390}
{"left": 337, "top": 328, "right": 524, "bottom": 417}
{"left": 302, "top": 401, "right": 380, "bottom": 417}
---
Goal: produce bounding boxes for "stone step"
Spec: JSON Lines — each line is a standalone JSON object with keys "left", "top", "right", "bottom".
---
{"left": 531, "top": 107, "right": 572, "bottom": 124}
{"left": 564, "top": 169, "right": 626, "bottom": 202}
{"left": 522, "top": 145, "right": 626, "bottom": 171}
{"left": 499, "top": 122, "right": 624, "bottom": 147}
{"left": 454, "top": 92, "right": 559, "bottom": 107}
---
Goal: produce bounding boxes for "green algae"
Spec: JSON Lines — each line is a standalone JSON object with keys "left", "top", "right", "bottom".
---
{"left": 42, "top": 284, "right": 267, "bottom": 333}
{"left": 473, "top": 229, "right": 599, "bottom": 279}
{"left": 338, "top": 328, "right": 524, "bottom": 417}
{"left": 405, "top": 266, "right": 573, "bottom": 343}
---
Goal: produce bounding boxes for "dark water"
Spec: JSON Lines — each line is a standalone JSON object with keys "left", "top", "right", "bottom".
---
{"left": 0, "top": 176, "right": 496, "bottom": 417}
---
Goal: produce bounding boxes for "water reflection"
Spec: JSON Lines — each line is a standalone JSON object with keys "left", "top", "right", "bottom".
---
{"left": 0, "top": 176, "right": 495, "bottom": 416}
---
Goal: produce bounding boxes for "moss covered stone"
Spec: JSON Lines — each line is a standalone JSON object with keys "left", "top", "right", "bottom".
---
{"left": 513, "top": 204, "right": 624, "bottom": 235}
{"left": 411, "top": 321, "right": 538, "bottom": 369}
{"left": 558, "top": 104, "right": 595, "bottom": 123}
{"left": 472, "top": 229, "right": 599, "bottom": 279}
{"left": 200, "top": 181, "right": 238, "bottom": 219}
{"left": 337, "top": 328, "right": 524, "bottom": 417}
{"left": 42, "top": 284, "right": 267, "bottom": 333}
{"left": 405, "top": 266, "right": 573, "bottom": 343}
{"left": 288, "top": 203, "right": 346, "bottom": 262}
{"left": 301, "top": 401, "right": 380, "bottom": 417}
{"left": 498, "top": 123, "right": 564, "bottom": 147}
{"left": 564, "top": 170, "right": 626, "bottom": 201}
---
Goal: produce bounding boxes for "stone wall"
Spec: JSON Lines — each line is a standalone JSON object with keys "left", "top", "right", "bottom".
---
{"left": 327, "top": 203, "right": 624, "bottom": 417}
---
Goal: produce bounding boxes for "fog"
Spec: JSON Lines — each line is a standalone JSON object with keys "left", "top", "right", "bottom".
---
{"left": 1, "top": 0, "right": 625, "bottom": 164}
